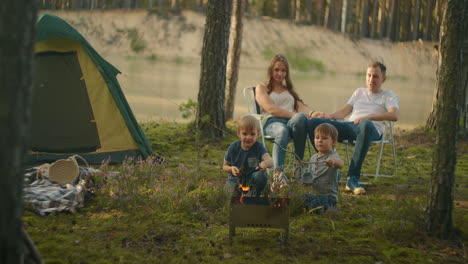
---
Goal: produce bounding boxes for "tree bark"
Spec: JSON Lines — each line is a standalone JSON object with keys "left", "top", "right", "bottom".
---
{"left": 370, "top": 0, "right": 379, "bottom": 38}
{"left": 412, "top": 0, "right": 421, "bottom": 40}
{"left": 196, "top": 0, "right": 232, "bottom": 138}
{"left": 434, "top": 0, "right": 444, "bottom": 41}
{"left": 425, "top": 0, "right": 464, "bottom": 239}
{"left": 354, "top": 0, "right": 361, "bottom": 36}
{"left": 225, "top": 0, "right": 244, "bottom": 121}
{"left": 294, "top": 0, "right": 300, "bottom": 21}
{"left": 0, "top": 0, "right": 38, "bottom": 263}
{"left": 386, "top": 0, "right": 397, "bottom": 40}
{"left": 172, "top": 0, "right": 179, "bottom": 9}
{"left": 379, "top": 0, "right": 387, "bottom": 38}
{"left": 462, "top": 2, "right": 468, "bottom": 135}
{"left": 423, "top": 0, "right": 436, "bottom": 40}
{"left": 360, "top": 0, "right": 370, "bottom": 37}
{"left": 331, "top": 0, "right": 342, "bottom": 31}
{"left": 401, "top": 0, "right": 412, "bottom": 41}
{"left": 319, "top": 0, "right": 327, "bottom": 26}
{"left": 341, "top": 0, "right": 348, "bottom": 33}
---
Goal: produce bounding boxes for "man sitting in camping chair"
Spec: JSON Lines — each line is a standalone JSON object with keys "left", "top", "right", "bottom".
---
{"left": 307, "top": 62, "right": 399, "bottom": 195}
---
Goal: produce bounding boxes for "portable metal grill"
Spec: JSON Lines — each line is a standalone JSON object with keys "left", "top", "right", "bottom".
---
{"left": 229, "top": 197, "right": 290, "bottom": 243}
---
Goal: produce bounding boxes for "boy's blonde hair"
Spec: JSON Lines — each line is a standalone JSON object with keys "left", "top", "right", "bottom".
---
{"left": 238, "top": 115, "right": 261, "bottom": 134}
{"left": 315, "top": 123, "right": 339, "bottom": 142}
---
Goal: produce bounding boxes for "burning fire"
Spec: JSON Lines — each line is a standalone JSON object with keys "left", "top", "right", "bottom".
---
{"left": 238, "top": 184, "right": 250, "bottom": 204}
{"left": 273, "top": 198, "right": 289, "bottom": 208}
{"left": 239, "top": 184, "right": 250, "bottom": 192}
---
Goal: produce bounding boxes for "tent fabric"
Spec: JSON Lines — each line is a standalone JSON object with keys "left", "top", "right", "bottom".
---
{"left": 28, "top": 14, "right": 155, "bottom": 164}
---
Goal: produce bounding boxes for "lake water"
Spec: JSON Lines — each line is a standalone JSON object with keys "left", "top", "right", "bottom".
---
{"left": 108, "top": 56, "right": 436, "bottom": 130}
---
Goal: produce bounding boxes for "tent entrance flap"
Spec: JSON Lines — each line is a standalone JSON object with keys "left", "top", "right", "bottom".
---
{"left": 32, "top": 51, "right": 100, "bottom": 153}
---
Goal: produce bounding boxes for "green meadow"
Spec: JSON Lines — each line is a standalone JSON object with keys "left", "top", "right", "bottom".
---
{"left": 23, "top": 121, "right": 468, "bottom": 263}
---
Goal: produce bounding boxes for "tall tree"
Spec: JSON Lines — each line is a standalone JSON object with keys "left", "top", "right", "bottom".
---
{"left": 386, "top": 0, "right": 397, "bottom": 40}
{"left": 341, "top": 0, "right": 348, "bottom": 33}
{"left": 434, "top": 0, "right": 444, "bottom": 41}
{"left": 379, "top": 0, "right": 387, "bottom": 38}
{"left": 277, "top": 0, "right": 290, "bottom": 18}
{"left": 423, "top": 0, "right": 436, "bottom": 40}
{"left": 370, "top": 0, "right": 379, "bottom": 38}
{"left": 401, "top": 0, "right": 412, "bottom": 41}
{"left": 353, "top": 0, "right": 362, "bottom": 36}
{"left": 294, "top": 0, "right": 300, "bottom": 21}
{"left": 319, "top": 0, "right": 327, "bottom": 26}
{"left": 196, "top": 0, "right": 232, "bottom": 138}
{"left": 330, "top": 0, "right": 342, "bottom": 31}
{"left": 172, "top": 0, "right": 179, "bottom": 9}
{"left": 360, "top": 0, "right": 370, "bottom": 37}
{"left": 225, "top": 0, "right": 245, "bottom": 121}
{"left": 425, "top": 0, "right": 466, "bottom": 238}
{"left": 0, "top": 0, "right": 38, "bottom": 263}
{"left": 462, "top": 3, "right": 468, "bottom": 135}
{"left": 412, "top": 0, "right": 422, "bottom": 40}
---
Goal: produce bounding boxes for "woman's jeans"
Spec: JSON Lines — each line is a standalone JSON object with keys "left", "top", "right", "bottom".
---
{"left": 307, "top": 118, "right": 381, "bottom": 179}
{"left": 264, "top": 113, "right": 307, "bottom": 169}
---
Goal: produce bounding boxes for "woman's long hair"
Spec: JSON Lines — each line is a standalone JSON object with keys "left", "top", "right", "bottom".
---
{"left": 265, "top": 54, "right": 303, "bottom": 111}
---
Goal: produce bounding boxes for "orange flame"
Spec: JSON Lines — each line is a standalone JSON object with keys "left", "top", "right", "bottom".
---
{"left": 238, "top": 184, "right": 250, "bottom": 204}
{"left": 239, "top": 184, "right": 250, "bottom": 192}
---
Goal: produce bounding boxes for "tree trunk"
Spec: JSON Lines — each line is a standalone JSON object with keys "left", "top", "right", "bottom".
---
{"left": 172, "top": 0, "right": 179, "bottom": 9}
{"left": 434, "top": 0, "right": 444, "bottom": 41}
{"left": 331, "top": 0, "right": 342, "bottom": 31}
{"left": 412, "top": 0, "right": 421, "bottom": 40}
{"left": 306, "top": 0, "right": 313, "bottom": 23}
{"left": 386, "top": 0, "right": 396, "bottom": 40}
{"left": 225, "top": 0, "right": 244, "bottom": 121}
{"left": 379, "top": 0, "right": 387, "bottom": 38}
{"left": 462, "top": 2, "right": 468, "bottom": 135}
{"left": 423, "top": 0, "right": 436, "bottom": 40}
{"left": 425, "top": 0, "right": 465, "bottom": 239}
{"left": 370, "top": 0, "right": 379, "bottom": 38}
{"left": 319, "top": 0, "right": 327, "bottom": 26}
{"left": 196, "top": 0, "right": 232, "bottom": 139}
{"left": 295, "top": 0, "right": 300, "bottom": 21}
{"left": 360, "top": 0, "right": 370, "bottom": 37}
{"left": 401, "top": 0, "right": 412, "bottom": 41}
{"left": 277, "top": 0, "right": 289, "bottom": 18}
{"left": 0, "top": 0, "right": 38, "bottom": 263}
{"left": 354, "top": 0, "right": 361, "bottom": 36}
{"left": 135, "top": 0, "right": 142, "bottom": 8}
{"left": 341, "top": 0, "right": 348, "bottom": 33}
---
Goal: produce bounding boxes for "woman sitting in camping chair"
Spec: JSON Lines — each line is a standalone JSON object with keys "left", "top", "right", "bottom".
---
{"left": 255, "top": 54, "right": 320, "bottom": 179}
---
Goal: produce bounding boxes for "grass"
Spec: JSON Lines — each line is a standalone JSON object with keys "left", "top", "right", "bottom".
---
{"left": 23, "top": 122, "right": 468, "bottom": 263}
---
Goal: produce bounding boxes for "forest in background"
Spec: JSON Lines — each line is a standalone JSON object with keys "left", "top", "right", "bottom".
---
{"left": 40, "top": 0, "right": 443, "bottom": 42}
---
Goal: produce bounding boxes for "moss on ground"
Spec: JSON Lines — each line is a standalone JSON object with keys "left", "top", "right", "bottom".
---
{"left": 23, "top": 121, "right": 468, "bottom": 263}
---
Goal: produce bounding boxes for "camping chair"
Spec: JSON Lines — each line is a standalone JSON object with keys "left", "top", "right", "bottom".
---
{"left": 341, "top": 121, "right": 397, "bottom": 178}
{"left": 243, "top": 86, "right": 312, "bottom": 173}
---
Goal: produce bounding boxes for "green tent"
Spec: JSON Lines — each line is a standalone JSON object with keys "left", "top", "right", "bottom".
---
{"left": 27, "top": 14, "right": 155, "bottom": 164}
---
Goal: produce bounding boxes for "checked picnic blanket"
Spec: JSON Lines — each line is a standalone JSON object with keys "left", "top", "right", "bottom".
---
{"left": 23, "top": 167, "right": 99, "bottom": 216}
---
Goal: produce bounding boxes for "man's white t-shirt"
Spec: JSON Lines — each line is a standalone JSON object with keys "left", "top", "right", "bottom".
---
{"left": 346, "top": 88, "right": 399, "bottom": 135}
